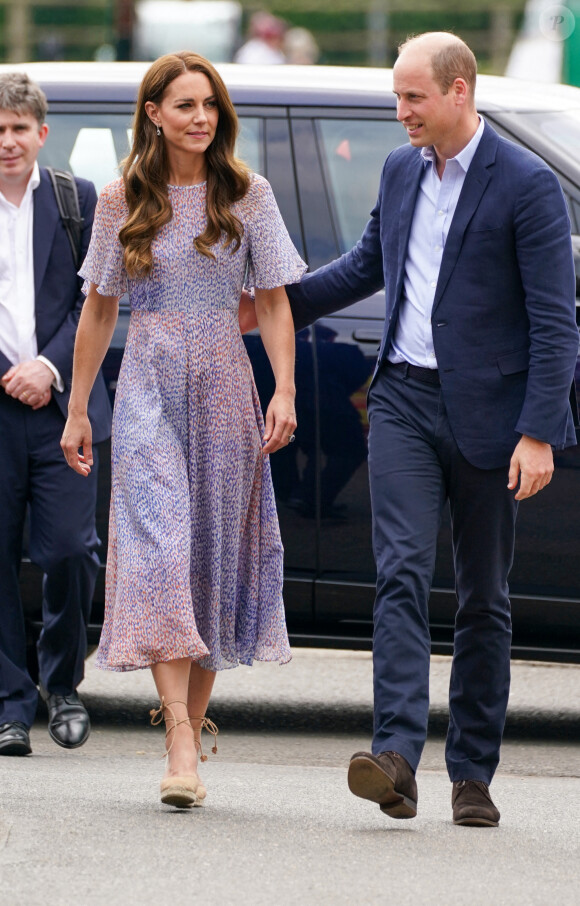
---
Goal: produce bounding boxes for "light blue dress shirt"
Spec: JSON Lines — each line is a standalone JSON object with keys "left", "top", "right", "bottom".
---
{"left": 389, "top": 116, "right": 485, "bottom": 368}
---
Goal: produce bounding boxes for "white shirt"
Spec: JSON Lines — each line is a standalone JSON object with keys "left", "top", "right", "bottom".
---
{"left": 389, "top": 116, "right": 485, "bottom": 368}
{"left": 234, "top": 39, "right": 286, "bottom": 65}
{"left": 0, "top": 162, "right": 63, "bottom": 388}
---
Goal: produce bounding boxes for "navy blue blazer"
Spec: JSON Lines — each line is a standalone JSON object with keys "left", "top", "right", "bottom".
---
{"left": 287, "top": 123, "right": 579, "bottom": 470}
{"left": 0, "top": 167, "right": 112, "bottom": 444}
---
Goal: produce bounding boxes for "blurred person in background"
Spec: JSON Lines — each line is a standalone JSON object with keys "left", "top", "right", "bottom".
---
{"left": 284, "top": 27, "right": 320, "bottom": 65}
{"left": 235, "top": 11, "right": 287, "bottom": 65}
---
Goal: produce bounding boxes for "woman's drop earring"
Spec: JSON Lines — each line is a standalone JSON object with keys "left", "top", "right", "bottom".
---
{"left": 156, "top": 125, "right": 161, "bottom": 136}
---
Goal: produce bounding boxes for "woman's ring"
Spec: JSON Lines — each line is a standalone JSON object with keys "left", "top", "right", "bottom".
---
{"left": 288, "top": 434, "right": 296, "bottom": 443}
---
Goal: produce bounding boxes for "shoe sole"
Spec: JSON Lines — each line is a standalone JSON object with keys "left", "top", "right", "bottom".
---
{"left": 161, "top": 786, "right": 199, "bottom": 808}
{"left": 453, "top": 816, "right": 499, "bottom": 827}
{"left": 348, "top": 756, "right": 417, "bottom": 819}
{"left": 160, "top": 776, "right": 200, "bottom": 809}
{"left": 0, "top": 741, "right": 31, "bottom": 756}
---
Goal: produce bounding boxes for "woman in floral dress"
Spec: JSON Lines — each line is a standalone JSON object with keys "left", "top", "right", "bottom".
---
{"left": 61, "top": 51, "right": 306, "bottom": 808}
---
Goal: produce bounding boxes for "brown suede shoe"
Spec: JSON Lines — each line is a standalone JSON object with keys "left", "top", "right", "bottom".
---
{"left": 452, "top": 780, "right": 500, "bottom": 827}
{"left": 348, "top": 751, "right": 418, "bottom": 818}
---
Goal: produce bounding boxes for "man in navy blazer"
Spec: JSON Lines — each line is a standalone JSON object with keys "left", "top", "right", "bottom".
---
{"left": 0, "top": 73, "right": 111, "bottom": 756}
{"left": 285, "top": 34, "right": 579, "bottom": 825}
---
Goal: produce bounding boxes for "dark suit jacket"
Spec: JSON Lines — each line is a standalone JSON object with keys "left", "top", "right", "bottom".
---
{"left": 0, "top": 167, "right": 112, "bottom": 444}
{"left": 287, "top": 123, "right": 579, "bottom": 469}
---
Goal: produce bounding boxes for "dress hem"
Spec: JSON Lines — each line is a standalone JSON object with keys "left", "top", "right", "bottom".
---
{"left": 95, "top": 649, "right": 292, "bottom": 673}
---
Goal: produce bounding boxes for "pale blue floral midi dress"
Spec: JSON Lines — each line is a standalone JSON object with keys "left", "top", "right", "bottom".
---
{"left": 80, "top": 174, "right": 306, "bottom": 671}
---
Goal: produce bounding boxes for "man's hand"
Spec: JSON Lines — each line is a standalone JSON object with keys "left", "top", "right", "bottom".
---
{"left": 508, "top": 435, "right": 554, "bottom": 500}
{"left": 2, "top": 360, "right": 54, "bottom": 409}
{"left": 238, "top": 290, "right": 258, "bottom": 335}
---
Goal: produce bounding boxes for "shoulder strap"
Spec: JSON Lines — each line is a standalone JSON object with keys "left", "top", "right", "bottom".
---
{"left": 46, "top": 166, "right": 83, "bottom": 268}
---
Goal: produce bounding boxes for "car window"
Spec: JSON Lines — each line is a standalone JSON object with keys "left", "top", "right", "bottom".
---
{"left": 512, "top": 110, "right": 580, "bottom": 168}
{"left": 570, "top": 197, "right": 580, "bottom": 234}
{"left": 265, "top": 117, "right": 304, "bottom": 259}
{"left": 316, "top": 119, "right": 405, "bottom": 252}
{"left": 40, "top": 114, "right": 132, "bottom": 192}
{"left": 39, "top": 113, "right": 264, "bottom": 192}
{"left": 236, "top": 117, "right": 262, "bottom": 174}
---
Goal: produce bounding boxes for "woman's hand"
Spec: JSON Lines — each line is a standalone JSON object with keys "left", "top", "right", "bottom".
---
{"left": 59, "top": 284, "right": 120, "bottom": 476}
{"left": 61, "top": 412, "right": 94, "bottom": 476}
{"left": 262, "top": 388, "right": 297, "bottom": 455}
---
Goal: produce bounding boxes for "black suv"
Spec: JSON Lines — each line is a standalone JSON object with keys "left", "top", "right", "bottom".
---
{"left": 7, "top": 61, "right": 580, "bottom": 663}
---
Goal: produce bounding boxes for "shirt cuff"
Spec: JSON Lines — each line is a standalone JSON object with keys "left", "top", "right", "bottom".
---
{"left": 37, "top": 356, "right": 65, "bottom": 393}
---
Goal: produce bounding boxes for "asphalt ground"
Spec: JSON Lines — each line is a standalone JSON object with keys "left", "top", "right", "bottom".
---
{"left": 1, "top": 650, "right": 579, "bottom": 906}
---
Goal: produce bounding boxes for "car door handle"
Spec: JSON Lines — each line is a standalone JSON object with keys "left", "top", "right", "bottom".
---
{"left": 353, "top": 328, "right": 383, "bottom": 343}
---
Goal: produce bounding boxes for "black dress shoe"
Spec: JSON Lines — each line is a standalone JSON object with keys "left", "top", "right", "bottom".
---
{"left": 452, "top": 780, "right": 500, "bottom": 827}
{"left": 0, "top": 721, "right": 32, "bottom": 756}
{"left": 348, "top": 750, "right": 418, "bottom": 818}
{"left": 39, "top": 687, "right": 90, "bottom": 749}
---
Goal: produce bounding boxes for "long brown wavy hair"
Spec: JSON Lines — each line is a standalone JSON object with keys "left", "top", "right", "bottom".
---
{"left": 119, "top": 51, "right": 251, "bottom": 277}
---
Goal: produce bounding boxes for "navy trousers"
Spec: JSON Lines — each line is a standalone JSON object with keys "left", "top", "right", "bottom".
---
{"left": 0, "top": 393, "right": 100, "bottom": 728}
{"left": 368, "top": 364, "right": 518, "bottom": 784}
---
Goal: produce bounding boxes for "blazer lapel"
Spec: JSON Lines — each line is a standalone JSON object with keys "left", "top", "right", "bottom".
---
{"left": 377, "top": 151, "right": 424, "bottom": 362}
{"left": 33, "top": 168, "right": 60, "bottom": 297}
{"left": 432, "top": 124, "right": 498, "bottom": 312}
{"left": 395, "top": 152, "right": 424, "bottom": 301}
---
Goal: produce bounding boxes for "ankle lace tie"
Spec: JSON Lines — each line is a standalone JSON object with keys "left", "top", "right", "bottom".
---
{"left": 189, "top": 715, "right": 219, "bottom": 762}
{"left": 149, "top": 698, "right": 192, "bottom": 757}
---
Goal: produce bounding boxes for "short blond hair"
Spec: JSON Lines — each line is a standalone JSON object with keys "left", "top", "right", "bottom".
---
{"left": 399, "top": 34, "right": 477, "bottom": 98}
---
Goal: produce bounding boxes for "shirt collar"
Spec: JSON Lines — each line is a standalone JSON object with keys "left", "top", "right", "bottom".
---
{"left": 29, "top": 161, "right": 41, "bottom": 192}
{"left": 0, "top": 161, "right": 41, "bottom": 207}
{"left": 421, "top": 115, "right": 485, "bottom": 173}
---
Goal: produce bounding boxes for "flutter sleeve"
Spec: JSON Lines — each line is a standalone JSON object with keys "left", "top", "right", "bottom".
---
{"left": 78, "top": 178, "right": 128, "bottom": 297}
{"left": 244, "top": 175, "right": 307, "bottom": 291}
